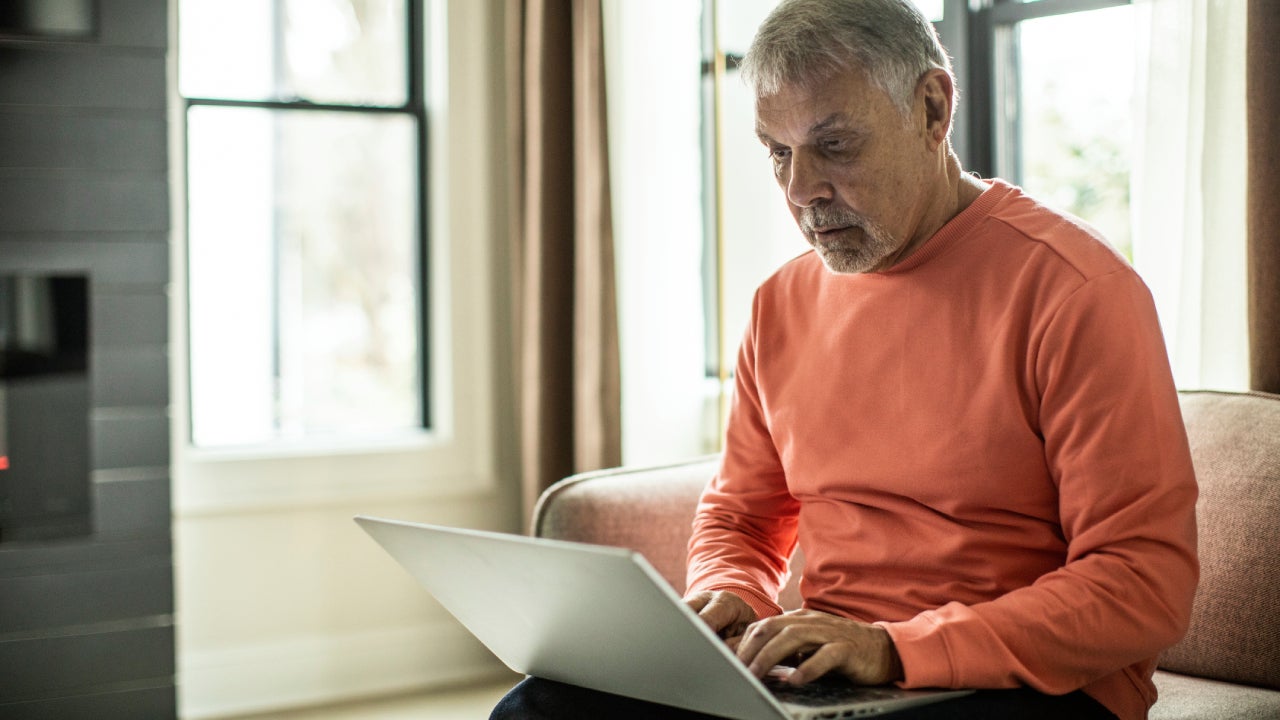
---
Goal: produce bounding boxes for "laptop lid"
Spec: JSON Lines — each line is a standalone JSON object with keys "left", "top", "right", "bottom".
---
{"left": 355, "top": 516, "right": 969, "bottom": 719}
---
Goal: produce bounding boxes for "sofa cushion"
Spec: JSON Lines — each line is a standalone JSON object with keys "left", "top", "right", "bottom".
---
{"left": 1157, "top": 391, "right": 1280, "bottom": 689}
{"left": 1151, "top": 671, "right": 1280, "bottom": 720}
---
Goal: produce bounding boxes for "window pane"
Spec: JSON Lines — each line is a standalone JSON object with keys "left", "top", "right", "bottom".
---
{"left": 187, "top": 106, "right": 420, "bottom": 447}
{"left": 717, "top": 69, "right": 807, "bottom": 369}
{"left": 716, "top": 0, "right": 779, "bottom": 57}
{"left": 179, "top": 0, "right": 407, "bottom": 106}
{"left": 912, "top": 0, "right": 944, "bottom": 23}
{"left": 1014, "top": 5, "right": 1134, "bottom": 257}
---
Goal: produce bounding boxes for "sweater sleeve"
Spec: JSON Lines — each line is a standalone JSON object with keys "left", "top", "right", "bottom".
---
{"left": 685, "top": 293, "right": 801, "bottom": 620}
{"left": 881, "top": 269, "right": 1199, "bottom": 697}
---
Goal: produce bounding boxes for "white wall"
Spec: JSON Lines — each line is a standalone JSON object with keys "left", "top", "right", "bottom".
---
{"left": 170, "top": 1, "right": 519, "bottom": 717}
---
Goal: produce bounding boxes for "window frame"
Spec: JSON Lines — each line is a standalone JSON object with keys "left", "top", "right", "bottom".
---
{"left": 945, "top": 0, "right": 1133, "bottom": 178}
{"left": 171, "top": 0, "right": 505, "bottom": 513}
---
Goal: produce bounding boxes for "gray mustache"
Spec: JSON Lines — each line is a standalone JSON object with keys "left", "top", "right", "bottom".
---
{"left": 800, "top": 207, "right": 866, "bottom": 233}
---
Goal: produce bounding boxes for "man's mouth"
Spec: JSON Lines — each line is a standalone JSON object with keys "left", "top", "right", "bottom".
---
{"left": 813, "top": 225, "right": 852, "bottom": 235}
{"left": 811, "top": 225, "right": 860, "bottom": 244}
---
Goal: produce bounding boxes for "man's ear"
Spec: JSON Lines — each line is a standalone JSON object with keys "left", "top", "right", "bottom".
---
{"left": 917, "top": 69, "right": 954, "bottom": 151}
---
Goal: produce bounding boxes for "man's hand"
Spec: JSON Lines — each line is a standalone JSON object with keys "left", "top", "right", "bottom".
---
{"left": 734, "top": 609, "right": 904, "bottom": 687}
{"left": 685, "top": 590, "right": 757, "bottom": 640}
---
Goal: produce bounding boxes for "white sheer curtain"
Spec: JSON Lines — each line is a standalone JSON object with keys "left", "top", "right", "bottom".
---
{"left": 1131, "top": 0, "right": 1249, "bottom": 391}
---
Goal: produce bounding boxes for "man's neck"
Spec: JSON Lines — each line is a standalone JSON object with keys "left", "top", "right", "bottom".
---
{"left": 885, "top": 154, "right": 987, "bottom": 270}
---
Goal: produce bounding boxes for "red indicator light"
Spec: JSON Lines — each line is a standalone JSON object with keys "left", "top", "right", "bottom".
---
{"left": 0, "top": 456, "right": 8, "bottom": 471}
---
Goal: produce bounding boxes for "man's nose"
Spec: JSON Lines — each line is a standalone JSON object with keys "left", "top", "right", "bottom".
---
{"left": 785, "top": 149, "right": 833, "bottom": 208}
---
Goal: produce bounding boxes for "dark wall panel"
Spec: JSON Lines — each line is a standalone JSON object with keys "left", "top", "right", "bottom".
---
{"left": 0, "top": 110, "right": 167, "bottom": 171}
{"left": 93, "top": 409, "right": 170, "bottom": 470}
{"left": 0, "top": 684, "right": 175, "bottom": 720}
{"left": 0, "top": 625, "right": 174, "bottom": 701}
{"left": 0, "top": 561, "right": 172, "bottom": 635}
{"left": 93, "top": 346, "right": 169, "bottom": 407}
{"left": 0, "top": 237, "right": 168, "bottom": 285}
{"left": 0, "top": 175, "right": 169, "bottom": 233}
{"left": 0, "top": 48, "right": 165, "bottom": 110}
{"left": 0, "top": 536, "right": 170, "bottom": 575}
{"left": 93, "top": 475, "right": 171, "bottom": 535}
{"left": 0, "top": 0, "right": 174, "bottom": 716}
{"left": 93, "top": 289, "right": 169, "bottom": 348}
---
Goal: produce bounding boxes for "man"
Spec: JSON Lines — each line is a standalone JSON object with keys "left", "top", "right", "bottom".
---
{"left": 492, "top": 0, "right": 1198, "bottom": 718}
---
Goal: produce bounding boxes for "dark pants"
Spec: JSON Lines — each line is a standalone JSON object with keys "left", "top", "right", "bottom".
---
{"left": 490, "top": 676, "right": 1118, "bottom": 720}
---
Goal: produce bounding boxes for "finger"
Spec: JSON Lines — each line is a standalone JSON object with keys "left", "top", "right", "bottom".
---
{"left": 698, "top": 597, "right": 735, "bottom": 633}
{"left": 742, "top": 623, "right": 824, "bottom": 678}
{"left": 684, "top": 592, "right": 712, "bottom": 613}
{"left": 736, "top": 613, "right": 814, "bottom": 661}
{"left": 788, "top": 643, "right": 845, "bottom": 686}
{"left": 734, "top": 617, "right": 782, "bottom": 670}
{"left": 699, "top": 593, "right": 756, "bottom": 636}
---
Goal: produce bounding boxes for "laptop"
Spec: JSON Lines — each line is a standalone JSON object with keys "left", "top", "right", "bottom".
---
{"left": 355, "top": 516, "right": 972, "bottom": 719}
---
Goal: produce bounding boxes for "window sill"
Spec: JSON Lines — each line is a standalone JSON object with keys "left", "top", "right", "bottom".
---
{"left": 173, "top": 431, "right": 499, "bottom": 517}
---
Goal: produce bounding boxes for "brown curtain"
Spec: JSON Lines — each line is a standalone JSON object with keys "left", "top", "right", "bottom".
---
{"left": 1249, "top": 0, "right": 1280, "bottom": 393}
{"left": 506, "top": 0, "right": 622, "bottom": 524}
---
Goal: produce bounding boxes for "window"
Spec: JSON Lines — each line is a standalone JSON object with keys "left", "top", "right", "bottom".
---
{"left": 975, "top": 0, "right": 1135, "bottom": 258}
{"left": 179, "top": 0, "right": 427, "bottom": 448}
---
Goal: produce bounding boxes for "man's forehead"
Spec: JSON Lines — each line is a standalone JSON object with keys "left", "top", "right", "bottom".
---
{"left": 752, "top": 73, "right": 883, "bottom": 141}
{"left": 754, "top": 81, "right": 874, "bottom": 143}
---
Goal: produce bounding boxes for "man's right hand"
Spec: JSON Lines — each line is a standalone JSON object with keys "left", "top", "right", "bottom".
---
{"left": 685, "top": 590, "right": 758, "bottom": 642}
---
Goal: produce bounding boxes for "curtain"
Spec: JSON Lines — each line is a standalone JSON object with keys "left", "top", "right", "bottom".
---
{"left": 506, "top": 0, "right": 622, "bottom": 523}
{"left": 1131, "top": 0, "right": 1249, "bottom": 391}
{"left": 1247, "top": 0, "right": 1280, "bottom": 393}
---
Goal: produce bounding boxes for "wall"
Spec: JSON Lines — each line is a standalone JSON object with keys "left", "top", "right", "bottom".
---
{"left": 0, "top": 0, "right": 176, "bottom": 717}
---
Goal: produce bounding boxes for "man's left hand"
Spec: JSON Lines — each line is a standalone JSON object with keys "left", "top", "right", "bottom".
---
{"left": 734, "top": 609, "right": 904, "bottom": 686}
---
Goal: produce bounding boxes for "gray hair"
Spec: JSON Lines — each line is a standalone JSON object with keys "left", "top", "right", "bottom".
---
{"left": 739, "top": 0, "right": 954, "bottom": 115}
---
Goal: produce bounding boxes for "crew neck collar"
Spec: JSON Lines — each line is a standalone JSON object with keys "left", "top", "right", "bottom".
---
{"left": 869, "top": 178, "right": 1011, "bottom": 276}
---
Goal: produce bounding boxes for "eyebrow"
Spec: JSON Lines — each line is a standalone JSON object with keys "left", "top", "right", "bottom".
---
{"left": 755, "top": 112, "right": 859, "bottom": 145}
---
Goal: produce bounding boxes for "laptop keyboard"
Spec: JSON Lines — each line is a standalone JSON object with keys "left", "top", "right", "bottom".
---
{"left": 764, "top": 673, "right": 901, "bottom": 708}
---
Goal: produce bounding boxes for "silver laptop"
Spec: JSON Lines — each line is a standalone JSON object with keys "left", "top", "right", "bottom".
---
{"left": 355, "top": 516, "right": 971, "bottom": 719}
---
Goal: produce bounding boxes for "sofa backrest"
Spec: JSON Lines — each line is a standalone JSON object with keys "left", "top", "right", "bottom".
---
{"left": 1157, "top": 390, "right": 1280, "bottom": 690}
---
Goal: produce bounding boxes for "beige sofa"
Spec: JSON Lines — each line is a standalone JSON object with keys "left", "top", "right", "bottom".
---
{"left": 534, "top": 390, "right": 1280, "bottom": 719}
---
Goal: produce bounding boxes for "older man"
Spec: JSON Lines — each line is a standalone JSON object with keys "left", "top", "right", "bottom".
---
{"left": 492, "top": 1, "right": 1198, "bottom": 718}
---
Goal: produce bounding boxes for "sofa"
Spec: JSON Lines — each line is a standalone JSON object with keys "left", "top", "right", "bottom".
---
{"left": 533, "top": 390, "right": 1280, "bottom": 719}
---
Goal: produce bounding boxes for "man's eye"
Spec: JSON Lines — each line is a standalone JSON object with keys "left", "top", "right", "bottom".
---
{"left": 820, "top": 138, "right": 847, "bottom": 153}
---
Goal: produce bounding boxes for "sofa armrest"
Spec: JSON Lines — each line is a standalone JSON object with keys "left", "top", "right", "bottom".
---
{"left": 534, "top": 457, "right": 718, "bottom": 594}
{"left": 533, "top": 456, "right": 804, "bottom": 608}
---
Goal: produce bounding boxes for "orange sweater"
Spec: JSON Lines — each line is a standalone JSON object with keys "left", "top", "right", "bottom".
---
{"left": 686, "top": 180, "right": 1198, "bottom": 720}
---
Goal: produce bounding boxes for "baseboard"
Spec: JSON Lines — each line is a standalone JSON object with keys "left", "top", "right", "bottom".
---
{"left": 178, "top": 619, "right": 506, "bottom": 719}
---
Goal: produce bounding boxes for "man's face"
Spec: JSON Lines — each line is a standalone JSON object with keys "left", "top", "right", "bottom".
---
{"left": 754, "top": 69, "right": 935, "bottom": 274}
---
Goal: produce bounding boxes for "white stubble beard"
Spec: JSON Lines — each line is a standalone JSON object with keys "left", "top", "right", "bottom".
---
{"left": 799, "top": 205, "right": 902, "bottom": 274}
